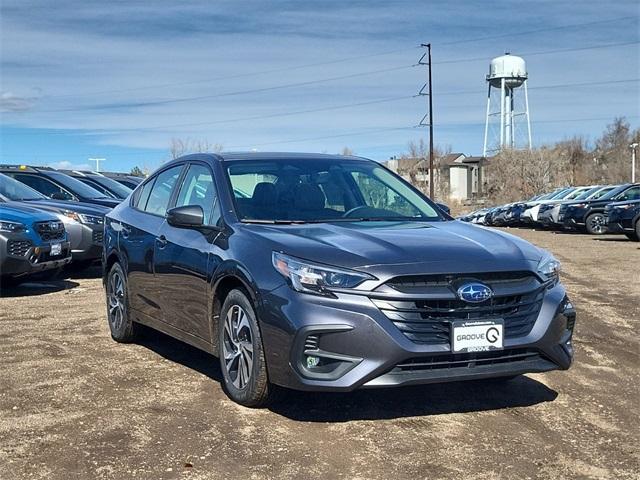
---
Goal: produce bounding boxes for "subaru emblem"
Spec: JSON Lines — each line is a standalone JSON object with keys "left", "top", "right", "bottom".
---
{"left": 457, "top": 282, "right": 493, "bottom": 303}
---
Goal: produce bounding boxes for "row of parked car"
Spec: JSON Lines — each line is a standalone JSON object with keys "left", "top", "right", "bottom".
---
{"left": 459, "top": 183, "right": 640, "bottom": 241}
{"left": 0, "top": 165, "right": 143, "bottom": 284}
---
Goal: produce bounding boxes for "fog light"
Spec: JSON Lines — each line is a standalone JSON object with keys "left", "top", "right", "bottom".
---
{"left": 306, "top": 355, "right": 320, "bottom": 368}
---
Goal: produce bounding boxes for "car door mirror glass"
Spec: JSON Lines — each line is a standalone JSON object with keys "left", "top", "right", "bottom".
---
{"left": 166, "top": 205, "right": 205, "bottom": 228}
{"left": 50, "top": 192, "right": 69, "bottom": 200}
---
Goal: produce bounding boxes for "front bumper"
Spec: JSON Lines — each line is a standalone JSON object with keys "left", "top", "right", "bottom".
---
{"left": 1, "top": 237, "right": 72, "bottom": 277}
{"left": 65, "top": 222, "right": 104, "bottom": 261}
{"left": 260, "top": 282, "right": 575, "bottom": 391}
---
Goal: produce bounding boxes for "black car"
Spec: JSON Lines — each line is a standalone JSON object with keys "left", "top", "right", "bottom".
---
{"left": 561, "top": 183, "right": 640, "bottom": 234}
{"left": 0, "top": 173, "right": 108, "bottom": 264}
{"left": 103, "top": 153, "right": 575, "bottom": 407}
{"left": 604, "top": 199, "right": 640, "bottom": 241}
{"left": 59, "top": 170, "right": 133, "bottom": 200}
{"left": 0, "top": 165, "right": 120, "bottom": 209}
{"left": 102, "top": 172, "right": 145, "bottom": 190}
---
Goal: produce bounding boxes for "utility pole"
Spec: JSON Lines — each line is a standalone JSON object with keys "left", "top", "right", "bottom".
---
{"left": 89, "top": 157, "right": 106, "bottom": 172}
{"left": 630, "top": 143, "right": 638, "bottom": 183}
{"left": 418, "top": 43, "right": 435, "bottom": 199}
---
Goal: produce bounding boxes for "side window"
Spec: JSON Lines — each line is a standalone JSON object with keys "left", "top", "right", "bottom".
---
{"left": 12, "top": 174, "right": 73, "bottom": 200}
{"left": 144, "top": 165, "right": 183, "bottom": 216}
{"left": 617, "top": 186, "right": 640, "bottom": 201}
{"left": 174, "top": 164, "right": 219, "bottom": 225}
{"left": 132, "top": 178, "right": 154, "bottom": 209}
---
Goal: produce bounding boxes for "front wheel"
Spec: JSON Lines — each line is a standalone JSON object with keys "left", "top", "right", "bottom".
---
{"left": 106, "top": 262, "right": 137, "bottom": 342}
{"left": 219, "top": 289, "right": 275, "bottom": 407}
{"left": 585, "top": 213, "right": 607, "bottom": 235}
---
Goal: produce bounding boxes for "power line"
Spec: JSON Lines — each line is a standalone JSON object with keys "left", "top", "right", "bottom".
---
{"left": 36, "top": 64, "right": 416, "bottom": 113}
{"left": 10, "top": 77, "right": 638, "bottom": 137}
{"left": 438, "top": 15, "right": 636, "bottom": 46}
{"left": 30, "top": 15, "right": 636, "bottom": 102}
{"left": 434, "top": 40, "right": 639, "bottom": 65}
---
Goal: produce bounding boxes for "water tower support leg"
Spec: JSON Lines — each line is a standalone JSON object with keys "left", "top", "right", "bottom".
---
{"left": 524, "top": 80, "right": 532, "bottom": 150}
{"left": 500, "top": 78, "right": 506, "bottom": 148}
{"left": 483, "top": 84, "right": 491, "bottom": 157}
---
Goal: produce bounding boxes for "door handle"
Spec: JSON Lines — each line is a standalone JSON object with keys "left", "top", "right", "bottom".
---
{"left": 156, "top": 235, "right": 168, "bottom": 248}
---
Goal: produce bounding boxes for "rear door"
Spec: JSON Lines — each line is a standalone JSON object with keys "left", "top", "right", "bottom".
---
{"left": 154, "top": 162, "right": 222, "bottom": 340}
{"left": 120, "top": 164, "right": 184, "bottom": 320}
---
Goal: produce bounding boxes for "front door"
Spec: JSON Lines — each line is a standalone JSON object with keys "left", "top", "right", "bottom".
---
{"left": 154, "top": 162, "right": 223, "bottom": 341}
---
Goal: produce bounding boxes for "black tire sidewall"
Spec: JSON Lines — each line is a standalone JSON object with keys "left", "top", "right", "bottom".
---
{"left": 218, "top": 289, "right": 269, "bottom": 406}
{"left": 586, "top": 213, "right": 605, "bottom": 235}
{"left": 106, "top": 262, "right": 135, "bottom": 342}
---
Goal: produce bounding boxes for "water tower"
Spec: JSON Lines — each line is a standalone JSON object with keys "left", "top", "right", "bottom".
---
{"left": 483, "top": 53, "right": 532, "bottom": 156}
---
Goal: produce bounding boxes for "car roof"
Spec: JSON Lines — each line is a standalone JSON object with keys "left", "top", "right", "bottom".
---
{"left": 174, "top": 152, "right": 369, "bottom": 163}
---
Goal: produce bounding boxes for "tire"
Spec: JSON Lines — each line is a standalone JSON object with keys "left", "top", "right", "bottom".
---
{"left": 626, "top": 230, "right": 639, "bottom": 242}
{"left": 585, "top": 212, "right": 607, "bottom": 235}
{"left": 636, "top": 219, "right": 640, "bottom": 241}
{"left": 219, "top": 289, "right": 275, "bottom": 407}
{"left": 106, "top": 262, "right": 137, "bottom": 342}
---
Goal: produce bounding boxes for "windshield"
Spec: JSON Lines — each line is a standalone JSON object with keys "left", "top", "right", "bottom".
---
{"left": 48, "top": 171, "right": 109, "bottom": 199}
{"left": 225, "top": 158, "right": 444, "bottom": 223}
{"left": 89, "top": 175, "right": 132, "bottom": 198}
{"left": 600, "top": 184, "right": 631, "bottom": 200}
{"left": 573, "top": 187, "right": 600, "bottom": 200}
{"left": 0, "top": 173, "right": 46, "bottom": 201}
{"left": 564, "top": 188, "right": 589, "bottom": 200}
{"left": 588, "top": 186, "right": 614, "bottom": 199}
{"left": 550, "top": 188, "right": 574, "bottom": 199}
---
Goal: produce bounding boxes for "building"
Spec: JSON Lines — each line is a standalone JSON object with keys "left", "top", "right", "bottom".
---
{"left": 386, "top": 153, "right": 487, "bottom": 201}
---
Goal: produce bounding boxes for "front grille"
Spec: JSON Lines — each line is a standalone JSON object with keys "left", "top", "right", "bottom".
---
{"left": 7, "top": 240, "right": 31, "bottom": 256}
{"left": 92, "top": 230, "right": 104, "bottom": 244}
{"left": 35, "top": 221, "right": 65, "bottom": 241}
{"left": 373, "top": 272, "right": 544, "bottom": 345}
{"left": 392, "top": 348, "right": 541, "bottom": 372}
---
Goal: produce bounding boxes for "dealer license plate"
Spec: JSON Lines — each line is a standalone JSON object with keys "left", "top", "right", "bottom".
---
{"left": 50, "top": 242, "right": 62, "bottom": 256}
{"left": 452, "top": 320, "right": 504, "bottom": 353}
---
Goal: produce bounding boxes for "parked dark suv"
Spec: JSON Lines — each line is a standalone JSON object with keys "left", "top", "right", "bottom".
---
{"left": 103, "top": 153, "right": 575, "bottom": 406}
{"left": 0, "top": 165, "right": 120, "bottom": 208}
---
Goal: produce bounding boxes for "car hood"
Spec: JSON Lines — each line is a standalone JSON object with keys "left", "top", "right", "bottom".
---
{"left": 86, "top": 197, "right": 120, "bottom": 208}
{"left": 607, "top": 199, "right": 640, "bottom": 208}
{"left": 243, "top": 220, "right": 545, "bottom": 276}
{"left": 0, "top": 202, "right": 61, "bottom": 224}
{"left": 23, "top": 199, "right": 110, "bottom": 215}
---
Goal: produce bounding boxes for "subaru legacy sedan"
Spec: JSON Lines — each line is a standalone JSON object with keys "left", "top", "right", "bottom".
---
{"left": 103, "top": 153, "right": 575, "bottom": 407}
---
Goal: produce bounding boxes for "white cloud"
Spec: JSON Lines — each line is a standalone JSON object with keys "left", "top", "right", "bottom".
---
{"left": 48, "top": 160, "right": 92, "bottom": 171}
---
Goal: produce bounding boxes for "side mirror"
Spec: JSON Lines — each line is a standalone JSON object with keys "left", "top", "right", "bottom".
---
{"left": 436, "top": 202, "right": 451, "bottom": 215}
{"left": 166, "top": 205, "right": 204, "bottom": 228}
{"left": 50, "top": 192, "right": 68, "bottom": 200}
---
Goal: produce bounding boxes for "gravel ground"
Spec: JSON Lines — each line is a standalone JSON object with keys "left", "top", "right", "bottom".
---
{"left": 0, "top": 228, "right": 638, "bottom": 480}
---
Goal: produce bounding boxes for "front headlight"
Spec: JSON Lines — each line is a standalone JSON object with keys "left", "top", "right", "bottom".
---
{"left": 62, "top": 210, "right": 103, "bottom": 225}
{"left": 538, "top": 252, "right": 561, "bottom": 285}
{"left": 272, "top": 252, "right": 375, "bottom": 295}
{"left": 77, "top": 213, "right": 104, "bottom": 225}
{"left": 0, "top": 220, "right": 26, "bottom": 233}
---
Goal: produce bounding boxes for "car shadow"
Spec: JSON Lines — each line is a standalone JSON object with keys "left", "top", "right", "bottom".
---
{"left": 593, "top": 237, "right": 633, "bottom": 242}
{"left": 0, "top": 278, "right": 80, "bottom": 298}
{"left": 136, "top": 326, "right": 558, "bottom": 421}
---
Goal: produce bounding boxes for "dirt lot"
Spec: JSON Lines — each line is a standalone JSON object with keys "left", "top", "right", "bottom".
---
{"left": 1, "top": 228, "right": 638, "bottom": 480}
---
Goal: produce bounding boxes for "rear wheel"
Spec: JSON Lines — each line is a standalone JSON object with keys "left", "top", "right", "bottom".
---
{"left": 106, "top": 262, "right": 137, "bottom": 342}
{"left": 585, "top": 212, "right": 606, "bottom": 235}
{"left": 635, "top": 219, "right": 640, "bottom": 241}
{"left": 219, "top": 289, "right": 275, "bottom": 407}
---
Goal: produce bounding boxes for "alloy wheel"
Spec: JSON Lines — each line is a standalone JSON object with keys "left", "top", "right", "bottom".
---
{"left": 107, "top": 270, "right": 125, "bottom": 331}
{"left": 588, "top": 214, "right": 606, "bottom": 234}
{"left": 222, "top": 305, "right": 254, "bottom": 389}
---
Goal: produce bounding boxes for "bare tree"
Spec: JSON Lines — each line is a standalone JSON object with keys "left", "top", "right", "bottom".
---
{"left": 169, "top": 138, "right": 223, "bottom": 160}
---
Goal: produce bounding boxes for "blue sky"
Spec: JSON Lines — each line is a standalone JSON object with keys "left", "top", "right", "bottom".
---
{"left": 1, "top": 0, "right": 638, "bottom": 173}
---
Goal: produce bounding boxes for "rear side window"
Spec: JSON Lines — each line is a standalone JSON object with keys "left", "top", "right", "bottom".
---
{"left": 174, "top": 164, "right": 219, "bottom": 225}
{"left": 132, "top": 179, "right": 155, "bottom": 210}
{"left": 144, "top": 165, "right": 183, "bottom": 216}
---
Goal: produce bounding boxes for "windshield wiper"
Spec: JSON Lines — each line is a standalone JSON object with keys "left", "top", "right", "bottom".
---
{"left": 241, "top": 219, "right": 309, "bottom": 224}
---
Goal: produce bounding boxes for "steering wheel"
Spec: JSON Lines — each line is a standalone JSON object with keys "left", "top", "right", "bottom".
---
{"left": 342, "top": 205, "right": 375, "bottom": 218}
